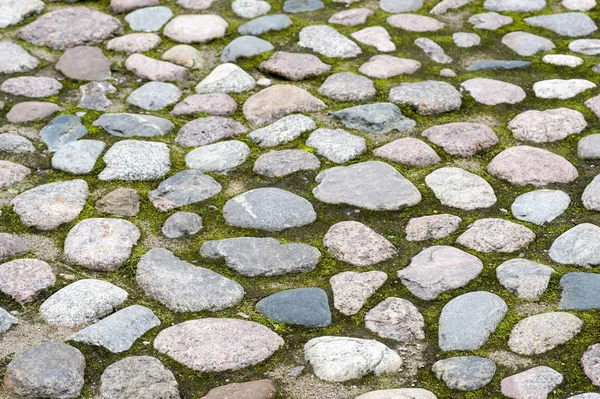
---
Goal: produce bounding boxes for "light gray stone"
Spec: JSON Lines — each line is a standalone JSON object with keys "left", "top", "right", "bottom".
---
{"left": 127, "top": 82, "right": 181, "bottom": 110}
{"left": 318, "top": 72, "right": 376, "bottom": 102}
{"left": 570, "top": 39, "right": 600, "bottom": 55}
{"left": 176, "top": 116, "right": 247, "bottom": 147}
{"left": 196, "top": 63, "right": 256, "bottom": 94}
{"left": 497, "top": 259, "right": 554, "bottom": 300}
{"left": 0, "top": 233, "right": 29, "bottom": 261}
{"left": 425, "top": 167, "right": 497, "bottom": 210}
{"left": 163, "top": 14, "right": 228, "bottom": 43}
{"left": 232, "top": 0, "right": 270, "bottom": 18}
{"left": 238, "top": 14, "right": 293, "bottom": 35}
{"left": 461, "top": 78, "right": 526, "bottom": 105}
{"left": 388, "top": 15, "right": 445, "bottom": 32}
{"left": 380, "top": 0, "right": 423, "bottom": 12}
{"left": 470, "top": 12, "right": 513, "bottom": 30}
{"left": 259, "top": 51, "right": 330, "bottom": 81}
{"left": 298, "top": 25, "right": 362, "bottom": 58}
{"left": 106, "top": 33, "right": 161, "bottom": 53}
{"left": 1, "top": 77, "right": 61, "bottom": 98}
{"left": 512, "top": 190, "right": 570, "bottom": 225}
{"left": 389, "top": 80, "right": 461, "bottom": 115}
{"left": 162, "top": 44, "right": 208, "bottom": 69}
{"left": 99, "top": 140, "right": 170, "bottom": 181}
{"left": 52, "top": 140, "right": 106, "bottom": 175}
{"left": 125, "top": 6, "right": 172, "bottom": 32}
{"left": 524, "top": 13, "right": 597, "bottom": 37}
{"left": 543, "top": 54, "right": 583, "bottom": 67}
{"left": 509, "top": 312, "right": 583, "bottom": 355}
{"left": 0, "top": 42, "right": 38, "bottom": 74}
{"left": 125, "top": 53, "right": 191, "bottom": 81}
{"left": 533, "top": 79, "right": 596, "bottom": 99}
{"left": 351, "top": 26, "right": 395, "bottom": 52}
{"left": 93, "top": 113, "right": 174, "bottom": 138}
{"left": 373, "top": 138, "right": 440, "bottom": 167}
{"left": 457, "top": 218, "right": 535, "bottom": 253}
{"left": 549, "top": 223, "right": 600, "bottom": 266}
{"left": 253, "top": 149, "right": 320, "bottom": 177}
{"left": 582, "top": 344, "right": 600, "bottom": 387}
{"left": 583, "top": 174, "right": 600, "bottom": 211}
{"left": 185, "top": 140, "right": 250, "bottom": 173}
{"left": 171, "top": 94, "right": 237, "bottom": 117}
{"left": 324, "top": 221, "right": 396, "bottom": 267}
{"left": 414, "top": 37, "right": 452, "bottom": 63}
{"left": 330, "top": 271, "right": 387, "bottom": 316}
{"left": 329, "top": 8, "right": 374, "bottom": 25}
{"left": 356, "top": 389, "right": 437, "bottom": 399}
{"left": 0, "top": 259, "right": 55, "bottom": 304}
{"left": 306, "top": 128, "right": 366, "bottom": 164}
{"left": 78, "top": 81, "right": 116, "bottom": 111}
{"left": 148, "top": 170, "right": 222, "bottom": 212}
{"left": 405, "top": 214, "right": 461, "bottom": 241}
{"left": 7, "top": 102, "right": 61, "bottom": 124}
{"left": 40, "top": 115, "right": 88, "bottom": 152}
{"left": 502, "top": 31, "right": 555, "bottom": 56}
{"left": 0, "top": 0, "right": 44, "bottom": 28}
{"left": 484, "top": 0, "right": 545, "bottom": 11}
{"left": 161, "top": 212, "right": 203, "bottom": 238}
{"left": 509, "top": 108, "right": 586, "bottom": 143}
{"left": 579, "top": 135, "right": 600, "bottom": 158}
{"left": 0, "top": 160, "right": 30, "bottom": 189}
{"left": 431, "top": 0, "right": 474, "bottom": 14}
{"left": 359, "top": 55, "right": 421, "bottom": 78}
{"left": 248, "top": 114, "right": 316, "bottom": 147}
{"left": 433, "top": 356, "right": 496, "bottom": 391}
{"left": 0, "top": 307, "right": 18, "bottom": 333}
{"left": 501, "top": 367, "right": 563, "bottom": 399}
{"left": 365, "top": 297, "right": 424, "bottom": 341}
{"left": 453, "top": 32, "right": 480, "bottom": 48}
{"left": 423, "top": 122, "right": 498, "bottom": 156}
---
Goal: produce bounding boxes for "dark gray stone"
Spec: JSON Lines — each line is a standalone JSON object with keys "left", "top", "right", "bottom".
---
{"left": 389, "top": 80, "right": 461, "bottom": 115}
{"left": 433, "top": 356, "right": 496, "bottom": 391}
{"left": 161, "top": 211, "right": 203, "bottom": 238}
{"left": 256, "top": 288, "right": 331, "bottom": 327}
{"left": 560, "top": 272, "right": 600, "bottom": 310}
{"left": 93, "top": 113, "right": 174, "bottom": 138}
{"left": 331, "top": 103, "right": 415, "bottom": 133}
{"left": 148, "top": 170, "right": 222, "bottom": 212}
{"left": 40, "top": 115, "right": 87, "bottom": 152}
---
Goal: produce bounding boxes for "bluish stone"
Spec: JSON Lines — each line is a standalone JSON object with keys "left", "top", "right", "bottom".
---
{"left": 330, "top": 103, "right": 416, "bottom": 134}
{"left": 125, "top": 6, "right": 173, "bottom": 32}
{"left": 220, "top": 36, "right": 274, "bottom": 63}
{"left": 256, "top": 288, "right": 332, "bottom": 327}
{"left": 238, "top": 14, "right": 293, "bottom": 35}
{"left": 560, "top": 273, "right": 600, "bottom": 310}
{"left": 283, "top": 0, "right": 324, "bottom": 13}
{"left": 467, "top": 60, "right": 531, "bottom": 71}
{"left": 40, "top": 115, "right": 88, "bottom": 152}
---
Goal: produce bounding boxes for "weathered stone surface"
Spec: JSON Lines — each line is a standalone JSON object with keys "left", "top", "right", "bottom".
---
{"left": 461, "top": 78, "right": 526, "bottom": 105}
{"left": 69, "top": 305, "right": 160, "bottom": 353}
{"left": 0, "top": 233, "right": 29, "bottom": 261}
{"left": 0, "top": 160, "right": 30, "bottom": 189}
{"left": 405, "top": 214, "right": 461, "bottom": 241}
{"left": 380, "top": 0, "right": 423, "bottom": 12}
{"left": 201, "top": 380, "right": 276, "bottom": 399}
{"left": 549, "top": 223, "right": 600, "bottom": 266}
{"left": 148, "top": 170, "right": 222, "bottom": 212}
{"left": 423, "top": 122, "right": 498, "bottom": 156}
{"left": 0, "top": 0, "right": 44, "bottom": 28}
{"left": 582, "top": 174, "right": 600, "bottom": 211}
{"left": 502, "top": 31, "right": 555, "bottom": 56}
{"left": 453, "top": 32, "right": 480, "bottom": 48}
{"left": 501, "top": 367, "right": 563, "bottom": 399}
{"left": 196, "top": 63, "right": 256, "bottom": 94}
{"left": 398, "top": 246, "right": 483, "bottom": 300}
{"left": 387, "top": 14, "right": 444, "bottom": 32}
{"left": 0, "top": 42, "right": 39, "bottom": 74}
{"left": 298, "top": 25, "right": 362, "bottom": 58}
{"left": 1, "top": 77, "right": 61, "bottom": 98}
{"left": 509, "top": 312, "right": 582, "bottom": 355}
{"left": 56, "top": 46, "right": 111, "bottom": 81}
{"left": 497, "top": 259, "right": 554, "bottom": 300}
{"left": 253, "top": 149, "right": 320, "bottom": 177}
{"left": 543, "top": 54, "right": 583, "bottom": 67}
{"left": 238, "top": 14, "right": 292, "bottom": 35}
{"left": 137, "top": 248, "right": 244, "bottom": 312}
{"left": 433, "top": 356, "right": 496, "bottom": 391}
{"left": 243, "top": 84, "right": 326, "bottom": 125}
{"left": 96, "top": 188, "right": 140, "bottom": 217}
{"left": 248, "top": 114, "right": 316, "bottom": 147}
{"left": 570, "top": 39, "right": 600, "bottom": 55}
{"left": 487, "top": 146, "right": 578, "bottom": 186}
{"left": 314, "top": 161, "right": 421, "bottom": 210}
{"left": 106, "top": 33, "right": 161, "bottom": 53}
{"left": 64, "top": 218, "right": 140, "bottom": 272}
{"left": 257, "top": 288, "right": 331, "bottom": 327}
{"left": 331, "top": 103, "right": 415, "bottom": 133}
{"left": 468, "top": 60, "right": 530, "bottom": 71}
{"left": 389, "top": 81, "right": 461, "bottom": 115}
{"left": 40, "top": 279, "right": 128, "bottom": 325}
{"left": 329, "top": 8, "right": 373, "bottom": 25}
{"left": 111, "top": 0, "right": 159, "bottom": 13}
{"left": 259, "top": 51, "right": 331, "bottom": 81}
{"left": 52, "top": 140, "right": 106, "bottom": 175}
{"left": 125, "top": 6, "right": 172, "bottom": 32}
{"left": 425, "top": 167, "right": 497, "bottom": 210}
{"left": 0, "top": 307, "right": 18, "bottom": 333}
{"left": 18, "top": 7, "right": 123, "bottom": 49}
{"left": 470, "top": 12, "right": 513, "bottom": 30}
{"left": 100, "top": 356, "right": 179, "bottom": 399}
{"left": 162, "top": 212, "right": 203, "bottom": 238}
{"left": 304, "top": 336, "right": 402, "bottom": 382}
{"left": 330, "top": 271, "right": 387, "bottom": 316}
{"left": 431, "top": 0, "right": 474, "bottom": 13}
{"left": 4, "top": 343, "right": 85, "bottom": 399}
{"left": 78, "top": 81, "right": 116, "bottom": 111}
{"left": 414, "top": 37, "right": 452, "bottom": 63}
{"left": 359, "top": 55, "right": 421, "bottom": 78}
{"left": 163, "top": 15, "right": 228, "bottom": 43}
{"left": 374, "top": 138, "right": 440, "bottom": 167}
{"left": 318, "top": 72, "right": 376, "bottom": 102}
{"left": 125, "top": 53, "right": 191, "bottom": 81}
{"left": 7, "top": 102, "right": 61, "bottom": 123}
{"left": 509, "top": 108, "right": 586, "bottom": 143}
{"left": 457, "top": 218, "right": 535, "bottom": 253}
{"left": 94, "top": 113, "right": 174, "bottom": 138}
{"left": 154, "top": 318, "right": 284, "bottom": 371}
{"left": 365, "top": 297, "right": 424, "bottom": 341}
{"left": 534, "top": 79, "right": 596, "bottom": 99}
{"left": 201, "top": 237, "right": 320, "bottom": 277}
{"left": 40, "top": 115, "right": 88, "bottom": 152}
{"left": 560, "top": 272, "right": 600, "bottom": 310}
{"left": 578, "top": 134, "right": 600, "bottom": 158}
{"left": 306, "top": 128, "right": 366, "bottom": 163}
{"left": 356, "top": 389, "right": 438, "bottom": 399}
{"left": 127, "top": 81, "right": 181, "bottom": 110}
{"left": 324, "top": 221, "right": 396, "bottom": 267}
{"left": 171, "top": 94, "right": 237, "bottom": 117}
{"left": 185, "top": 140, "right": 250, "bottom": 173}
{"left": 99, "top": 140, "right": 170, "bottom": 181}
{"left": 582, "top": 344, "right": 600, "bottom": 387}
{"left": 0, "top": 259, "right": 54, "bottom": 304}
{"left": 484, "top": 0, "right": 545, "bottom": 11}
{"left": 11, "top": 180, "right": 89, "bottom": 231}
{"left": 223, "top": 188, "right": 316, "bottom": 231}
{"left": 176, "top": 116, "right": 246, "bottom": 147}
{"left": 524, "top": 13, "right": 597, "bottom": 37}
{"left": 351, "top": 26, "right": 395, "bottom": 52}
{"left": 176, "top": 0, "right": 214, "bottom": 9}
{"left": 220, "top": 35, "right": 274, "bottom": 63}
{"left": 439, "top": 291, "right": 507, "bottom": 351}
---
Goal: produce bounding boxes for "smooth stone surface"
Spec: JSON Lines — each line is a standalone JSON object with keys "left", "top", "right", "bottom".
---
{"left": 94, "top": 113, "right": 174, "bottom": 138}
{"left": 508, "top": 312, "right": 582, "bottom": 355}
{"left": 533, "top": 79, "right": 596, "bottom": 99}
{"left": 484, "top": 0, "right": 545, "bottom": 11}
{"left": 431, "top": 0, "right": 474, "bottom": 13}
{"left": 96, "top": 188, "right": 140, "bottom": 217}
{"left": 560, "top": 272, "right": 600, "bottom": 310}
{"left": 570, "top": 39, "right": 600, "bottom": 55}
{"left": 196, "top": 63, "right": 256, "bottom": 94}
{"left": 439, "top": 291, "right": 508, "bottom": 351}
{"left": 148, "top": 170, "right": 222, "bottom": 212}
{"left": 508, "top": 108, "right": 586, "bottom": 143}
{"left": 502, "top": 31, "right": 555, "bottom": 56}
{"left": 111, "top": 0, "right": 160, "bottom": 13}
{"left": 11, "top": 180, "right": 89, "bottom": 231}
{"left": 324, "top": 221, "right": 396, "bottom": 267}
{"left": 304, "top": 336, "right": 402, "bottom": 382}
{"left": 154, "top": 318, "right": 284, "bottom": 371}
{"left": 125, "top": 6, "right": 173, "bottom": 32}
{"left": 238, "top": 14, "right": 292, "bottom": 35}
{"left": 221, "top": 35, "right": 274, "bottom": 62}
{"left": 0, "top": 307, "right": 18, "bottom": 333}
{"left": 260, "top": 51, "right": 331, "bottom": 81}
{"left": 387, "top": 15, "right": 444, "bottom": 32}
{"left": 172, "top": 94, "right": 237, "bottom": 117}
{"left": 497, "top": 259, "right": 554, "bottom": 300}
{"left": 100, "top": 356, "right": 179, "bottom": 399}
{"left": 4, "top": 343, "right": 85, "bottom": 399}
{"left": 40, "top": 115, "right": 88, "bottom": 152}
{"left": 549, "top": 223, "right": 600, "bottom": 266}
{"left": 582, "top": 344, "right": 600, "bottom": 387}
{"left": 137, "top": 248, "right": 244, "bottom": 312}
{"left": 389, "top": 80, "right": 462, "bottom": 115}
{"left": 162, "top": 44, "right": 207, "bottom": 69}
{"left": 7, "top": 102, "right": 61, "bottom": 123}
{"left": 163, "top": 15, "right": 228, "bottom": 43}
{"left": 52, "top": 140, "right": 106, "bottom": 175}
{"left": 162, "top": 212, "right": 203, "bottom": 238}
{"left": 201, "top": 237, "right": 320, "bottom": 276}
{"left": 470, "top": 12, "right": 513, "bottom": 30}
{"left": 69, "top": 305, "right": 160, "bottom": 353}
{"left": 501, "top": 367, "right": 563, "bottom": 399}
{"left": 397, "top": 246, "right": 483, "bottom": 300}
{"left": 582, "top": 174, "right": 600, "bottom": 211}
{"left": 40, "top": 279, "right": 128, "bottom": 325}
{"left": 176, "top": 116, "right": 246, "bottom": 147}
{"left": 423, "top": 122, "right": 498, "bottom": 156}
{"left": 1, "top": 76, "right": 62, "bottom": 98}
{"left": 524, "top": 13, "right": 597, "bottom": 37}
{"left": 487, "top": 146, "right": 578, "bottom": 186}
{"left": 461, "top": 78, "right": 526, "bottom": 105}
{"left": 306, "top": 128, "right": 366, "bottom": 163}
{"left": 257, "top": 288, "right": 331, "bottom": 327}
{"left": 0, "top": 42, "right": 39, "bottom": 74}
{"left": 185, "top": 140, "right": 250, "bottom": 173}
{"left": 380, "top": 0, "right": 423, "bottom": 12}
{"left": 248, "top": 114, "right": 316, "bottom": 147}
{"left": 200, "top": 380, "right": 275, "bottom": 399}
{"left": 373, "top": 138, "right": 440, "bottom": 167}
{"left": 298, "top": 25, "right": 362, "bottom": 58}
{"left": 365, "top": 297, "right": 425, "bottom": 341}
{"left": 330, "top": 271, "right": 387, "bottom": 316}
{"left": 405, "top": 214, "right": 461, "bottom": 241}
{"left": 329, "top": 8, "right": 374, "bottom": 25}
{"left": 543, "top": 54, "right": 583, "bottom": 67}
{"left": 253, "top": 149, "right": 320, "bottom": 177}
{"left": 351, "top": 26, "right": 396, "bottom": 52}
{"left": 359, "top": 55, "right": 421, "bottom": 78}
{"left": 0, "top": 0, "right": 44, "bottom": 29}
{"left": 318, "top": 72, "right": 376, "bottom": 102}
{"left": 414, "top": 37, "right": 452, "bottom": 63}
{"left": 56, "top": 46, "right": 111, "bottom": 81}
{"left": 99, "top": 140, "right": 170, "bottom": 181}
{"left": 425, "top": 167, "right": 497, "bottom": 210}
{"left": 283, "top": 0, "right": 325, "bottom": 13}
{"left": 125, "top": 53, "right": 192, "bottom": 81}
{"left": 355, "top": 389, "right": 438, "bottom": 399}
{"left": 453, "top": 32, "right": 480, "bottom": 48}
{"left": 432, "top": 356, "right": 496, "bottom": 391}
{"left": 223, "top": 188, "right": 316, "bottom": 231}
{"left": 457, "top": 218, "right": 535, "bottom": 253}
{"left": 331, "top": 103, "right": 416, "bottom": 133}
{"left": 64, "top": 218, "right": 140, "bottom": 272}
{"left": 313, "top": 161, "right": 422, "bottom": 210}
{"left": 0, "top": 259, "right": 55, "bottom": 304}
{"left": 127, "top": 81, "right": 181, "bottom": 110}
{"left": 579, "top": 135, "right": 600, "bottom": 159}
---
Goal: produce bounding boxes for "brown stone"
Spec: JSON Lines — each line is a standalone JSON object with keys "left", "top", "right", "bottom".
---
{"left": 0, "top": 259, "right": 55, "bottom": 303}
{"left": 200, "top": 380, "right": 276, "bottom": 399}
{"left": 56, "top": 46, "right": 111, "bottom": 81}
{"left": 259, "top": 51, "right": 331, "bottom": 81}
{"left": 373, "top": 138, "right": 440, "bottom": 166}
{"left": 95, "top": 188, "right": 140, "bottom": 217}
{"left": 6, "top": 102, "right": 61, "bottom": 123}
{"left": 171, "top": 94, "right": 237, "bottom": 116}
